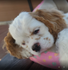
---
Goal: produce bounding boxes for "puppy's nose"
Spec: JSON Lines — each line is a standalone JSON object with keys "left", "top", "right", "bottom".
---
{"left": 32, "top": 43, "right": 41, "bottom": 52}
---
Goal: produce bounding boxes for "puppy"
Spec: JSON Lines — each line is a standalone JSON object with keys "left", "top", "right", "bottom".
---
{"left": 4, "top": 9, "right": 67, "bottom": 56}
{"left": 4, "top": 0, "right": 68, "bottom": 69}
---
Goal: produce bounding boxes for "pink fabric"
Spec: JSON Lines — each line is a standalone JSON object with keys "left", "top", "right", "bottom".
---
{"left": 30, "top": 51, "right": 61, "bottom": 69}
{"left": 30, "top": 0, "right": 61, "bottom": 69}
{"left": 33, "top": 0, "right": 44, "bottom": 12}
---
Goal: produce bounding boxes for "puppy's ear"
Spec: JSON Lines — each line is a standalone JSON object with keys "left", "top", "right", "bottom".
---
{"left": 4, "top": 32, "right": 32, "bottom": 59}
{"left": 4, "top": 32, "right": 23, "bottom": 59}
{"left": 30, "top": 9, "right": 67, "bottom": 41}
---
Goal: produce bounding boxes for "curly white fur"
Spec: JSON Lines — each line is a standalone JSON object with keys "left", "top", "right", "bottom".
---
{"left": 56, "top": 13, "right": 68, "bottom": 69}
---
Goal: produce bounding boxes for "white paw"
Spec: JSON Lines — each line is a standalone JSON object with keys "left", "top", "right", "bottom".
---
{"left": 21, "top": 49, "right": 33, "bottom": 59}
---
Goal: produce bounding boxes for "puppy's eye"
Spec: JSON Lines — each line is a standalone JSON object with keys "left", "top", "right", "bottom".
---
{"left": 22, "top": 43, "right": 25, "bottom": 45}
{"left": 33, "top": 29, "right": 39, "bottom": 34}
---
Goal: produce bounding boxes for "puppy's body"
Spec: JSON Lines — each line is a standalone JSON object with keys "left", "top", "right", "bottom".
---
{"left": 4, "top": 0, "right": 68, "bottom": 69}
{"left": 56, "top": 28, "right": 68, "bottom": 68}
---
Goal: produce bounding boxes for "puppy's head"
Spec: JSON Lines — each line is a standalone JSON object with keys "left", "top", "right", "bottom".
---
{"left": 4, "top": 10, "right": 67, "bottom": 59}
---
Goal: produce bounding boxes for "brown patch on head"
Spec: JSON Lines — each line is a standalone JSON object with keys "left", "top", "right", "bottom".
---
{"left": 35, "top": 37, "right": 40, "bottom": 40}
{"left": 4, "top": 32, "right": 26, "bottom": 59}
{"left": 30, "top": 33, "right": 33, "bottom": 36}
{"left": 46, "top": 37, "right": 48, "bottom": 40}
{"left": 30, "top": 10, "right": 67, "bottom": 42}
{"left": 38, "top": 34, "right": 43, "bottom": 36}
{"left": 31, "top": 37, "right": 33, "bottom": 39}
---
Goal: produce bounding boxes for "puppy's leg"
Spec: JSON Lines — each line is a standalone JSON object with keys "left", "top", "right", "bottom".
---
{"left": 21, "top": 49, "right": 33, "bottom": 59}
{"left": 56, "top": 28, "right": 68, "bottom": 69}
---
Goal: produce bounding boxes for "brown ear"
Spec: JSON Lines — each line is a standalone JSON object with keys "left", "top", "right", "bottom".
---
{"left": 4, "top": 32, "right": 33, "bottom": 59}
{"left": 4, "top": 32, "right": 23, "bottom": 59}
{"left": 30, "top": 9, "right": 67, "bottom": 41}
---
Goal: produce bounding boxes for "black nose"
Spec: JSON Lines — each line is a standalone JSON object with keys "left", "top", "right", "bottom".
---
{"left": 32, "top": 43, "right": 41, "bottom": 52}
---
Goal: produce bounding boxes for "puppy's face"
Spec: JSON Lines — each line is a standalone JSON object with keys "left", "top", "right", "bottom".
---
{"left": 9, "top": 12, "right": 54, "bottom": 55}
{"left": 4, "top": 10, "right": 66, "bottom": 59}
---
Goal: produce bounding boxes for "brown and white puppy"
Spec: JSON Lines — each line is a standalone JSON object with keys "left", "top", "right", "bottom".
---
{"left": 3, "top": 0, "right": 68, "bottom": 69}
{"left": 4, "top": 9, "right": 67, "bottom": 59}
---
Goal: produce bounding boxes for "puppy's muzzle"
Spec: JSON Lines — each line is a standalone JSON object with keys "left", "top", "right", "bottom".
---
{"left": 32, "top": 43, "right": 41, "bottom": 52}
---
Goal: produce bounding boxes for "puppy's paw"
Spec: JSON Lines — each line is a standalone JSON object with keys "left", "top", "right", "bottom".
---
{"left": 21, "top": 49, "right": 33, "bottom": 59}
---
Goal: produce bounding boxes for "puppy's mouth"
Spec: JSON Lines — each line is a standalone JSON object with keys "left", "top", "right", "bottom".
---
{"left": 32, "top": 43, "right": 41, "bottom": 52}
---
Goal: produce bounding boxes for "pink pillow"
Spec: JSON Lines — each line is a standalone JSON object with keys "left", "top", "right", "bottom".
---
{"left": 30, "top": 0, "right": 61, "bottom": 69}
{"left": 30, "top": 51, "right": 61, "bottom": 69}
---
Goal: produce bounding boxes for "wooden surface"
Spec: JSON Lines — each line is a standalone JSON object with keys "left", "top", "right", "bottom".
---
{"left": 0, "top": 0, "right": 68, "bottom": 21}
{"left": 0, "top": 0, "right": 42, "bottom": 21}
{"left": 0, "top": 25, "right": 8, "bottom": 59}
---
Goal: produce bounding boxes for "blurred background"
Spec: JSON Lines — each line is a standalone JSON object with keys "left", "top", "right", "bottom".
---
{"left": 0, "top": 0, "right": 42, "bottom": 60}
